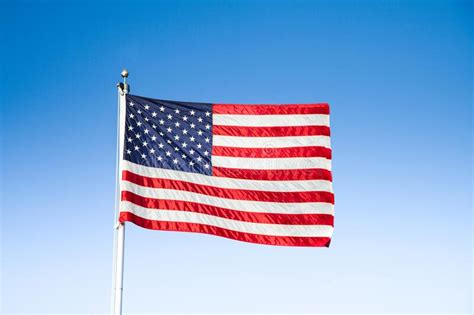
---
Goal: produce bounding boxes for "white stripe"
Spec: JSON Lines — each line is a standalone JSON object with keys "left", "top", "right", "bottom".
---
{"left": 121, "top": 181, "right": 334, "bottom": 215}
{"left": 212, "top": 156, "right": 331, "bottom": 170}
{"left": 121, "top": 201, "right": 334, "bottom": 237}
{"left": 214, "top": 114, "right": 329, "bottom": 127}
{"left": 123, "top": 160, "right": 333, "bottom": 192}
{"left": 213, "top": 135, "right": 331, "bottom": 148}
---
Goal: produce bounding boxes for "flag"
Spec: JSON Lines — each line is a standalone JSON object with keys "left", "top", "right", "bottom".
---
{"left": 119, "top": 94, "right": 334, "bottom": 247}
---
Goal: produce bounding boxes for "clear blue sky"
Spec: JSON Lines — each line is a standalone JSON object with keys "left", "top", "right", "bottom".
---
{"left": 1, "top": 0, "right": 472, "bottom": 314}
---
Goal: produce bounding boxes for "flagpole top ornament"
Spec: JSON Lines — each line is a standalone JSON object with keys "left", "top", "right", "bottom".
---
{"left": 119, "top": 69, "right": 130, "bottom": 94}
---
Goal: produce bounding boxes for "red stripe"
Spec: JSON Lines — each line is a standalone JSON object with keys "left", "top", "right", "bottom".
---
{"left": 122, "top": 170, "right": 334, "bottom": 203}
{"left": 213, "top": 146, "right": 332, "bottom": 159}
{"left": 213, "top": 125, "right": 330, "bottom": 137}
{"left": 122, "top": 191, "right": 334, "bottom": 226}
{"left": 120, "top": 212, "right": 331, "bottom": 247}
{"left": 213, "top": 167, "right": 333, "bottom": 181}
{"left": 213, "top": 104, "right": 330, "bottom": 115}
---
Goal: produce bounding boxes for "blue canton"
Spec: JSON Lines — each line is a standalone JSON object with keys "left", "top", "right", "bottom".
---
{"left": 124, "top": 95, "right": 213, "bottom": 175}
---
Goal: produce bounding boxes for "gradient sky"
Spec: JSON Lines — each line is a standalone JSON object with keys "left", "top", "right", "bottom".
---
{"left": 1, "top": 0, "right": 472, "bottom": 314}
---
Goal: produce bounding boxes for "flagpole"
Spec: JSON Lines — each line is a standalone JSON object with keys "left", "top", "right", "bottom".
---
{"left": 112, "top": 69, "right": 129, "bottom": 315}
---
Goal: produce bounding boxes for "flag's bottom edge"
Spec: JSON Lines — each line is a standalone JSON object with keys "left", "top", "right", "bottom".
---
{"left": 119, "top": 211, "right": 331, "bottom": 247}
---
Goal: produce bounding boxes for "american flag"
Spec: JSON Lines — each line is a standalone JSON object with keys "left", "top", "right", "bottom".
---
{"left": 119, "top": 94, "right": 334, "bottom": 247}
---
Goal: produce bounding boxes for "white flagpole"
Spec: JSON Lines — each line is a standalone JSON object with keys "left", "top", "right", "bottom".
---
{"left": 112, "top": 69, "right": 129, "bottom": 315}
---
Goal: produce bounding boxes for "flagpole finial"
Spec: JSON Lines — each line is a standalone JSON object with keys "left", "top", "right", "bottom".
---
{"left": 119, "top": 69, "right": 130, "bottom": 94}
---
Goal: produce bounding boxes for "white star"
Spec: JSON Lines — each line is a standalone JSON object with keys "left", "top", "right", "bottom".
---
{"left": 205, "top": 111, "right": 211, "bottom": 117}
{"left": 158, "top": 143, "right": 164, "bottom": 149}
{"left": 197, "top": 156, "right": 202, "bottom": 162}
{"left": 157, "top": 156, "right": 163, "bottom": 161}
{"left": 137, "top": 121, "right": 142, "bottom": 127}
{"left": 127, "top": 137, "right": 132, "bottom": 142}
{"left": 198, "top": 130, "right": 203, "bottom": 136}
{"left": 167, "top": 139, "right": 172, "bottom": 144}
{"left": 190, "top": 123, "right": 196, "bottom": 129}
{"left": 151, "top": 135, "right": 157, "bottom": 141}
{"left": 152, "top": 112, "right": 157, "bottom": 117}
{"left": 159, "top": 119, "right": 165, "bottom": 125}
{"left": 182, "top": 142, "right": 187, "bottom": 148}
{"left": 181, "top": 154, "right": 187, "bottom": 159}
{"left": 174, "top": 135, "right": 180, "bottom": 140}
{"left": 175, "top": 109, "right": 180, "bottom": 114}
{"left": 167, "top": 114, "right": 173, "bottom": 120}
{"left": 129, "top": 113, "right": 134, "bottom": 119}
{"left": 198, "top": 117, "right": 203, "bottom": 123}
{"left": 182, "top": 116, "right": 188, "bottom": 121}
{"left": 141, "top": 153, "right": 146, "bottom": 159}
{"left": 197, "top": 143, "right": 202, "bottom": 149}
{"left": 135, "top": 133, "right": 141, "bottom": 139}
{"left": 204, "top": 163, "right": 210, "bottom": 169}
{"left": 126, "top": 149, "right": 131, "bottom": 154}
{"left": 159, "top": 132, "right": 165, "bottom": 136}
{"left": 166, "top": 151, "right": 171, "bottom": 156}
{"left": 144, "top": 117, "right": 149, "bottom": 122}
{"left": 137, "top": 109, "right": 142, "bottom": 114}
{"left": 142, "top": 141, "right": 148, "bottom": 147}
{"left": 174, "top": 147, "right": 179, "bottom": 151}
{"left": 144, "top": 128, "right": 149, "bottom": 134}
{"left": 167, "top": 127, "right": 172, "bottom": 133}
{"left": 189, "top": 149, "right": 195, "bottom": 155}
{"left": 190, "top": 110, "right": 195, "bottom": 116}
{"left": 189, "top": 161, "right": 195, "bottom": 166}
{"left": 189, "top": 136, "right": 195, "bottom": 142}
{"left": 129, "top": 102, "right": 134, "bottom": 107}
{"left": 173, "top": 158, "right": 179, "bottom": 164}
{"left": 174, "top": 122, "right": 180, "bottom": 127}
{"left": 204, "top": 150, "right": 209, "bottom": 156}
{"left": 150, "top": 148, "right": 155, "bottom": 154}
{"left": 145, "top": 104, "right": 150, "bottom": 110}
{"left": 205, "top": 124, "right": 211, "bottom": 130}
{"left": 205, "top": 137, "right": 210, "bottom": 143}
{"left": 134, "top": 145, "right": 139, "bottom": 151}
{"left": 182, "top": 129, "right": 188, "bottom": 134}
{"left": 152, "top": 124, "right": 157, "bottom": 129}
{"left": 128, "top": 126, "right": 133, "bottom": 131}
{"left": 160, "top": 106, "right": 165, "bottom": 112}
